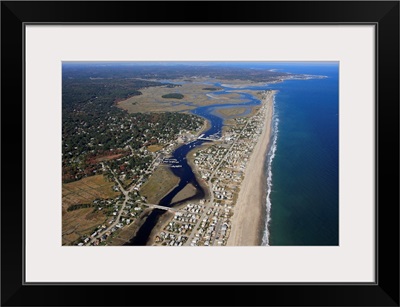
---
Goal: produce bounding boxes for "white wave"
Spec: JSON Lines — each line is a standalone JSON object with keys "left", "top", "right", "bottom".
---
{"left": 262, "top": 96, "right": 279, "bottom": 246}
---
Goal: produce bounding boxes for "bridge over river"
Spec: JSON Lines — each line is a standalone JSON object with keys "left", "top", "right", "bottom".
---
{"left": 141, "top": 203, "right": 178, "bottom": 212}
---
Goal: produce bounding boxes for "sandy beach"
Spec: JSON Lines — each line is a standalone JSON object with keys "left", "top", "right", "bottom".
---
{"left": 227, "top": 90, "right": 276, "bottom": 246}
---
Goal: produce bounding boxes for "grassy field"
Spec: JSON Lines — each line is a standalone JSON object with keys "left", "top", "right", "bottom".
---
{"left": 215, "top": 107, "right": 248, "bottom": 118}
{"left": 117, "top": 82, "right": 248, "bottom": 114}
{"left": 62, "top": 175, "right": 120, "bottom": 245}
{"left": 139, "top": 166, "right": 180, "bottom": 204}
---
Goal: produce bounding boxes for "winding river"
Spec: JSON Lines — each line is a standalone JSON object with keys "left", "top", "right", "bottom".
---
{"left": 124, "top": 86, "right": 265, "bottom": 245}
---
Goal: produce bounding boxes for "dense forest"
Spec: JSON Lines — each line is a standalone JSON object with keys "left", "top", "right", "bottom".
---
{"left": 162, "top": 93, "right": 184, "bottom": 99}
{"left": 62, "top": 62, "right": 292, "bottom": 83}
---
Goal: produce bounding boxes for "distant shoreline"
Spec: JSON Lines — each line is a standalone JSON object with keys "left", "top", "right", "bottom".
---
{"left": 227, "top": 90, "right": 276, "bottom": 246}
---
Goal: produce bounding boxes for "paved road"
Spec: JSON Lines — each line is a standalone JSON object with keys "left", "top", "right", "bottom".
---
{"left": 87, "top": 162, "right": 155, "bottom": 245}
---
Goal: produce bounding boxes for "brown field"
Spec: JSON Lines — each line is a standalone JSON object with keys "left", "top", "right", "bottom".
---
{"left": 147, "top": 144, "right": 164, "bottom": 152}
{"left": 62, "top": 175, "right": 119, "bottom": 208}
{"left": 139, "top": 166, "right": 180, "bottom": 204}
{"left": 94, "top": 154, "right": 123, "bottom": 163}
{"left": 171, "top": 183, "right": 197, "bottom": 204}
{"left": 62, "top": 175, "right": 120, "bottom": 245}
{"left": 62, "top": 208, "right": 109, "bottom": 245}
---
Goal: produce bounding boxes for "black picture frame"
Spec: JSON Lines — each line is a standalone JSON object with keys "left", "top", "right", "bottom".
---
{"left": 1, "top": 1, "right": 399, "bottom": 306}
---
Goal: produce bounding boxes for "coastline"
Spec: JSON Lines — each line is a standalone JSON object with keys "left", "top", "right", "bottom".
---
{"left": 227, "top": 90, "right": 276, "bottom": 246}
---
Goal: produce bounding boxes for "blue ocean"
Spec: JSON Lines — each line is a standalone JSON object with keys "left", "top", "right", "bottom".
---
{"left": 260, "top": 62, "right": 339, "bottom": 246}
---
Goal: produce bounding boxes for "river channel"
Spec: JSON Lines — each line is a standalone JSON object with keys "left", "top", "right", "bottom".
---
{"left": 124, "top": 86, "right": 264, "bottom": 245}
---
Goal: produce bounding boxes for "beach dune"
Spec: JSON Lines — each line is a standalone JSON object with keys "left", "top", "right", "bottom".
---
{"left": 227, "top": 90, "right": 275, "bottom": 246}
